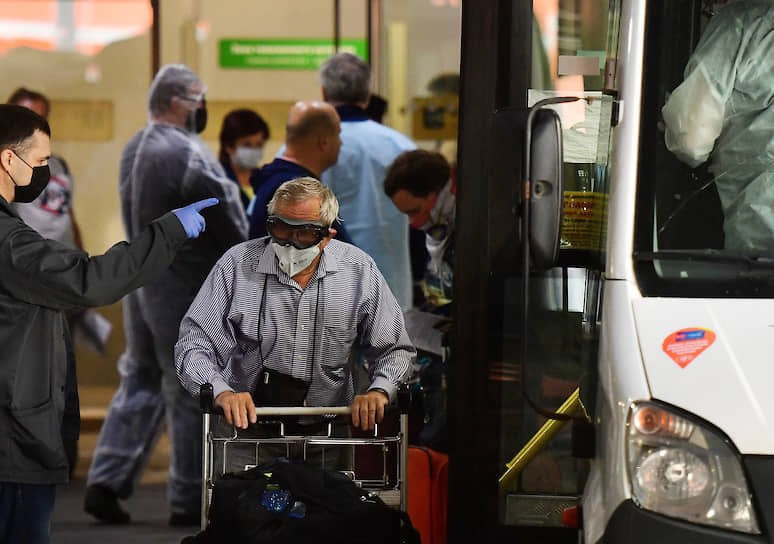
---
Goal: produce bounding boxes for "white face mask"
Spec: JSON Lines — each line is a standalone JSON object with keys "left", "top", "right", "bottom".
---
{"left": 233, "top": 146, "right": 264, "bottom": 169}
{"left": 272, "top": 242, "right": 321, "bottom": 277}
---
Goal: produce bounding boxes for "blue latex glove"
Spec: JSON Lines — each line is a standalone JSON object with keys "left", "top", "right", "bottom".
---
{"left": 173, "top": 198, "right": 219, "bottom": 238}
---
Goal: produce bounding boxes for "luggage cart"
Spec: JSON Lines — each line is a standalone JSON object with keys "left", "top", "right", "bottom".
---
{"left": 199, "top": 383, "right": 410, "bottom": 530}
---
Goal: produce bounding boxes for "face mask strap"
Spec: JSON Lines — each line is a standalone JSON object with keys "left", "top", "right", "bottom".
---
{"left": 4, "top": 151, "right": 31, "bottom": 187}
{"left": 3, "top": 162, "right": 19, "bottom": 187}
{"left": 12, "top": 151, "right": 34, "bottom": 170}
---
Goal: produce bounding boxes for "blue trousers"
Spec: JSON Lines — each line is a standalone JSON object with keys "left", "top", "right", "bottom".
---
{"left": 0, "top": 482, "right": 56, "bottom": 544}
{"left": 86, "top": 289, "right": 201, "bottom": 515}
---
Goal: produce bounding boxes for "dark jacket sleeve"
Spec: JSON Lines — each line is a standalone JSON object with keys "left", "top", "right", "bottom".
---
{"left": 0, "top": 212, "right": 187, "bottom": 310}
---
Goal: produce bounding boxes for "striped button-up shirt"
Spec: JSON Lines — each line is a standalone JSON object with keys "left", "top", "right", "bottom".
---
{"left": 175, "top": 238, "right": 415, "bottom": 407}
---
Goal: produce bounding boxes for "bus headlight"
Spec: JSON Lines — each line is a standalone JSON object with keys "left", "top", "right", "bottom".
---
{"left": 626, "top": 402, "right": 760, "bottom": 534}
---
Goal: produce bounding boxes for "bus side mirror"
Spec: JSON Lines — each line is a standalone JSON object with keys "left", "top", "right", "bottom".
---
{"left": 527, "top": 108, "right": 564, "bottom": 270}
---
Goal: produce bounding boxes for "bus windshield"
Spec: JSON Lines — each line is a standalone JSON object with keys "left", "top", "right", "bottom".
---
{"left": 635, "top": 0, "right": 774, "bottom": 297}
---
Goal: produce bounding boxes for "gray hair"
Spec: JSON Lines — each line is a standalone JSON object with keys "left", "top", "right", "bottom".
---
{"left": 267, "top": 177, "right": 340, "bottom": 227}
{"left": 148, "top": 64, "right": 201, "bottom": 117}
{"left": 319, "top": 53, "right": 371, "bottom": 105}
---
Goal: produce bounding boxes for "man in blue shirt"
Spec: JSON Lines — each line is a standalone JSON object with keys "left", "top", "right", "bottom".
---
{"left": 247, "top": 101, "right": 351, "bottom": 243}
{"left": 319, "top": 53, "right": 417, "bottom": 310}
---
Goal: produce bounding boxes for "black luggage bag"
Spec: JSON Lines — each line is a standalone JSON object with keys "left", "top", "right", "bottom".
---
{"left": 183, "top": 458, "right": 419, "bottom": 544}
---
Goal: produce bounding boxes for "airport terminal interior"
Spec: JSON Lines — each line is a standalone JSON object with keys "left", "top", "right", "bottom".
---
{"left": 1, "top": 0, "right": 461, "bottom": 541}
{"left": 6, "top": 1, "right": 738, "bottom": 543}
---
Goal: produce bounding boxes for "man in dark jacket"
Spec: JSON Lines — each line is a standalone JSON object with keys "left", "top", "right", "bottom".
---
{"left": 247, "top": 100, "right": 352, "bottom": 243}
{"left": 0, "top": 104, "right": 215, "bottom": 544}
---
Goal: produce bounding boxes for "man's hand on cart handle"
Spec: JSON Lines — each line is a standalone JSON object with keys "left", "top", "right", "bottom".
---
{"left": 215, "top": 391, "right": 257, "bottom": 429}
{"left": 351, "top": 389, "right": 389, "bottom": 431}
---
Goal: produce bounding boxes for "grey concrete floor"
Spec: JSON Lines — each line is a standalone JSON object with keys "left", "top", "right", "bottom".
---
{"left": 51, "top": 478, "right": 199, "bottom": 544}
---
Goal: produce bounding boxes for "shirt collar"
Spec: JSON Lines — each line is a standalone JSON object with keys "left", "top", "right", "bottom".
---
{"left": 318, "top": 242, "right": 340, "bottom": 275}
{"left": 335, "top": 105, "right": 369, "bottom": 122}
{"left": 272, "top": 158, "right": 319, "bottom": 180}
{"left": 255, "top": 240, "right": 280, "bottom": 275}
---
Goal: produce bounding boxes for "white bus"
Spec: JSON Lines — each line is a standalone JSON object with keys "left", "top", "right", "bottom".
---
{"left": 452, "top": 1, "right": 774, "bottom": 542}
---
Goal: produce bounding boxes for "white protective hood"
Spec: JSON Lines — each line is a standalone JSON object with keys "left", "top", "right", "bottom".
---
{"left": 633, "top": 298, "right": 774, "bottom": 455}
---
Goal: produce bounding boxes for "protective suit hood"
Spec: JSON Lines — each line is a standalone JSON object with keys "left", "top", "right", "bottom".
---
{"left": 147, "top": 63, "right": 203, "bottom": 124}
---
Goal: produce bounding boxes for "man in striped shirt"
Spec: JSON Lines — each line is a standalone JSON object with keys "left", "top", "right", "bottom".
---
{"left": 175, "top": 177, "right": 415, "bottom": 432}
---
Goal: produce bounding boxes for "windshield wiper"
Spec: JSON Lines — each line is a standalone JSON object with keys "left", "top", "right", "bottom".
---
{"left": 634, "top": 249, "right": 774, "bottom": 269}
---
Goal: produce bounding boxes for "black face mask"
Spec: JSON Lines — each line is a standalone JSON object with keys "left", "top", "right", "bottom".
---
{"left": 7, "top": 152, "right": 50, "bottom": 203}
{"left": 188, "top": 98, "right": 208, "bottom": 134}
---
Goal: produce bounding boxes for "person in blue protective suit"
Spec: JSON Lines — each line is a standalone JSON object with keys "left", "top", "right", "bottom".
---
{"left": 84, "top": 64, "right": 248, "bottom": 527}
{"left": 0, "top": 103, "right": 216, "bottom": 544}
{"left": 248, "top": 100, "right": 352, "bottom": 244}
{"left": 662, "top": 0, "right": 774, "bottom": 253}
{"left": 218, "top": 108, "right": 270, "bottom": 208}
{"left": 319, "top": 52, "right": 417, "bottom": 310}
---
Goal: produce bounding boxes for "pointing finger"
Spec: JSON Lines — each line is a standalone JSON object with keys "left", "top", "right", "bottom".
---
{"left": 191, "top": 198, "right": 219, "bottom": 211}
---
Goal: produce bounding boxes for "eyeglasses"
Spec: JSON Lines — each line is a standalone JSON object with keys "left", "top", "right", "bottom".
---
{"left": 266, "top": 215, "right": 329, "bottom": 249}
{"left": 178, "top": 86, "right": 207, "bottom": 104}
{"left": 179, "top": 94, "right": 205, "bottom": 105}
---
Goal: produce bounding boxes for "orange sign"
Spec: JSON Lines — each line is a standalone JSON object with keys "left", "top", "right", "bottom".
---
{"left": 662, "top": 328, "right": 716, "bottom": 368}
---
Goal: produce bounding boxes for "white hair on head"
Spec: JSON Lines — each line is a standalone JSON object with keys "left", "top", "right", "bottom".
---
{"left": 267, "top": 177, "right": 340, "bottom": 227}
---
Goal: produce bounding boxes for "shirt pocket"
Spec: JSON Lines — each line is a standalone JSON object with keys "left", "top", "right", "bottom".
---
{"left": 320, "top": 324, "right": 357, "bottom": 368}
{"left": 229, "top": 330, "right": 261, "bottom": 369}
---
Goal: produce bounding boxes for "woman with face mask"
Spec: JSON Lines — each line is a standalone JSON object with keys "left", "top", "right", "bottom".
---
{"left": 218, "top": 108, "right": 270, "bottom": 208}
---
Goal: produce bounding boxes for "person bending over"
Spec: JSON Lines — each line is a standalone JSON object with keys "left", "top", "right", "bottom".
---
{"left": 176, "top": 176, "right": 415, "bottom": 440}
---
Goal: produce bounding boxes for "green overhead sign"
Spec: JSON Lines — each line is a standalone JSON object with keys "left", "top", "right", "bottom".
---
{"left": 219, "top": 38, "right": 367, "bottom": 70}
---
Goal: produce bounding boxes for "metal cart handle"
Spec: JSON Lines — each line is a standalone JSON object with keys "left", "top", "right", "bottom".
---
{"left": 199, "top": 381, "right": 411, "bottom": 528}
{"left": 199, "top": 382, "right": 411, "bottom": 415}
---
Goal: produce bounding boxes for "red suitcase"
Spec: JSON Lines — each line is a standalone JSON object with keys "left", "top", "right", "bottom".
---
{"left": 408, "top": 446, "right": 448, "bottom": 544}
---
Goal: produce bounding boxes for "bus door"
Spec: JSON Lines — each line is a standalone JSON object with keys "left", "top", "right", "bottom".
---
{"left": 451, "top": 1, "right": 620, "bottom": 540}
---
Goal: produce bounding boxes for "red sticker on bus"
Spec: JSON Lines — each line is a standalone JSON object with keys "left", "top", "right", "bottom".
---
{"left": 662, "top": 328, "right": 716, "bottom": 368}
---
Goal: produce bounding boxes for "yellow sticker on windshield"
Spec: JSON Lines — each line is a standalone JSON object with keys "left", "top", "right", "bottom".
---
{"left": 561, "top": 191, "right": 608, "bottom": 250}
